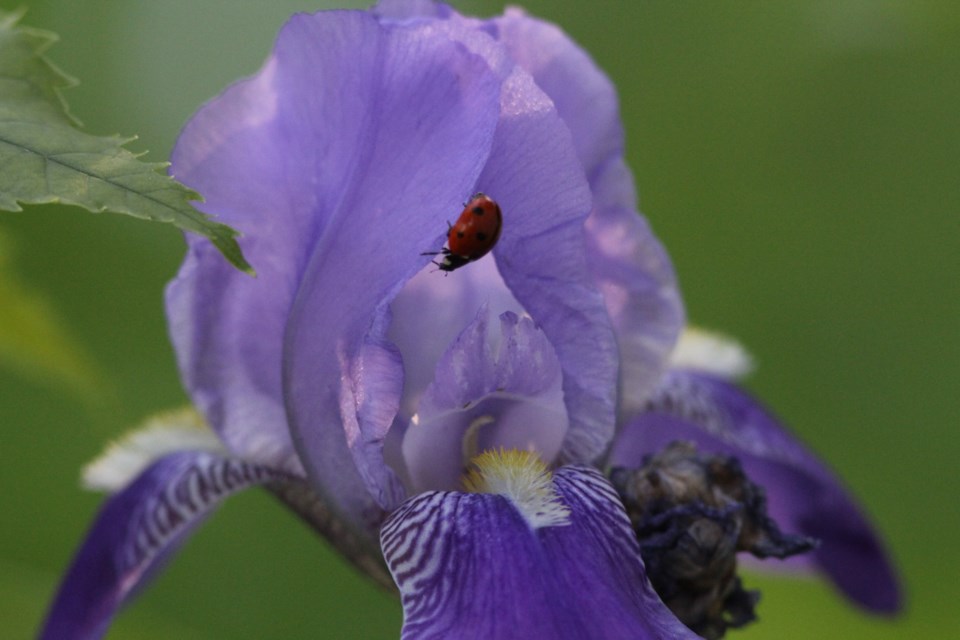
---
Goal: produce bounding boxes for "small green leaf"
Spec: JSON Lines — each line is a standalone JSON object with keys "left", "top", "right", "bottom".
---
{"left": 0, "top": 10, "right": 253, "bottom": 274}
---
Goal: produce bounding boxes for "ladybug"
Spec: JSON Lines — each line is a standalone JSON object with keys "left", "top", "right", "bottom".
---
{"left": 422, "top": 193, "right": 502, "bottom": 272}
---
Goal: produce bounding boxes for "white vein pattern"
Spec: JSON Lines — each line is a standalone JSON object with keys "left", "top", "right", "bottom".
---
{"left": 553, "top": 465, "right": 638, "bottom": 553}
{"left": 382, "top": 489, "right": 533, "bottom": 639}
{"left": 381, "top": 465, "right": 698, "bottom": 640}
{"left": 380, "top": 491, "right": 452, "bottom": 612}
{"left": 120, "top": 452, "right": 287, "bottom": 574}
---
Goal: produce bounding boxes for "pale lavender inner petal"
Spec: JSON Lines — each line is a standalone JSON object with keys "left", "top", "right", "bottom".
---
{"left": 389, "top": 256, "right": 523, "bottom": 421}
{"left": 403, "top": 307, "right": 567, "bottom": 492}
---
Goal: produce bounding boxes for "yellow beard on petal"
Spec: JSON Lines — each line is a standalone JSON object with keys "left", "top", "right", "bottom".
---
{"left": 462, "top": 448, "right": 570, "bottom": 529}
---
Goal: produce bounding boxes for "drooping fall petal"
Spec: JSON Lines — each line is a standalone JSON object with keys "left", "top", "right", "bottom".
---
{"left": 382, "top": 464, "right": 697, "bottom": 639}
{"left": 610, "top": 369, "right": 901, "bottom": 613}
{"left": 40, "top": 451, "right": 291, "bottom": 640}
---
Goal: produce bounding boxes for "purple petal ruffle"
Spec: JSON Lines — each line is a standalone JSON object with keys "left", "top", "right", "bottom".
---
{"left": 491, "top": 9, "right": 685, "bottom": 419}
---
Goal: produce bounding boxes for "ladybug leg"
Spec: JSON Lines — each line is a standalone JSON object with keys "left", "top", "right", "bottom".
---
{"left": 420, "top": 247, "right": 451, "bottom": 257}
{"left": 426, "top": 259, "right": 452, "bottom": 275}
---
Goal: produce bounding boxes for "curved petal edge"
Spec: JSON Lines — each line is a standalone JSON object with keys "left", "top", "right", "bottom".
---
{"left": 40, "top": 451, "right": 291, "bottom": 640}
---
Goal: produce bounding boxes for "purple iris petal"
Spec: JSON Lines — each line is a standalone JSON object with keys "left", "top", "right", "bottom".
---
{"left": 403, "top": 307, "right": 567, "bottom": 492}
{"left": 608, "top": 369, "right": 901, "bottom": 614}
{"left": 171, "top": 7, "right": 506, "bottom": 535}
{"left": 475, "top": 68, "right": 618, "bottom": 465}
{"left": 40, "top": 451, "right": 289, "bottom": 640}
{"left": 491, "top": 10, "right": 685, "bottom": 419}
{"left": 384, "top": 3, "right": 625, "bottom": 465}
{"left": 280, "top": 10, "right": 505, "bottom": 528}
{"left": 381, "top": 465, "right": 697, "bottom": 640}
{"left": 490, "top": 8, "right": 622, "bottom": 184}
{"left": 166, "top": 58, "right": 306, "bottom": 473}
{"left": 583, "top": 162, "right": 686, "bottom": 420}
{"left": 374, "top": 0, "right": 451, "bottom": 22}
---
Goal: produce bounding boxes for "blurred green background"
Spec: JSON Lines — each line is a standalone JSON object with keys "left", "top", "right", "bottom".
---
{"left": 1, "top": 0, "right": 956, "bottom": 637}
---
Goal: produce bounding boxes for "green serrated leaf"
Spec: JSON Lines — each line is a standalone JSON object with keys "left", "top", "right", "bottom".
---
{"left": 0, "top": 10, "right": 254, "bottom": 275}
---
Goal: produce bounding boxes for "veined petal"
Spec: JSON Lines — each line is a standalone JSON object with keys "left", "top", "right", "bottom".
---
{"left": 491, "top": 10, "right": 685, "bottom": 419}
{"left": 280, "top": 10, "right": 503, "bottom": 535}
{"left": 609, "top": 370, "right": 901, "bottom": 614}
{"left": 82, "top": 407, "right": 224, "bottom": 493}
{"left": 381, "top": 465, "right": 696, "bottom": 640}
{"left": 491, "top": 8, "right": 622, "bottom": 183}
{"left": 386, "top": 6, "right": 622, "bottom": 466}
{"left": 479, "top": 66, "right": 619, "bottom": 465}
{"left": 40, "top": 451, "right": 291, "bottom": 640}
{"left": 402, "top": 307, "right": 567, "bottom": 492}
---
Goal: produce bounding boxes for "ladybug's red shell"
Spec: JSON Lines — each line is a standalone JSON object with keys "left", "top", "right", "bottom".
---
{"left": 446, "top": 193, "right": 502, "bottom": 260}
{"left": 424, "top": 193, "right": 502, "bottom": 272}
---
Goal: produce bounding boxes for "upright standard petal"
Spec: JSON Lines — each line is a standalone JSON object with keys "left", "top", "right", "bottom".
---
{"left": 381, "top": 464, "right": 697, "bottom": 640}
{"left": 167, "top": 51, "right": 311, "bottom": 473}
{"left": 280, "top": 12, "right": 502, "bottom": 535}
{"left": 477, "top": 66, "right": 619, "bottom": 465}
{"left": 609, "top": 370, "right": 901, "bottom": 614}
{"left": 40, "top": 451, "right": 291, "bottom": 640}
{"left": 386, "top": 8, "right": 624, "bottom": 467}
{"left": 491, "top": 10, "right": 685, "bottom": 417}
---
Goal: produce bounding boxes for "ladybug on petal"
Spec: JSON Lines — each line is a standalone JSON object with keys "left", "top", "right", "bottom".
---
{"left": 423, "top": 193, "right": 502, "bottom": 272}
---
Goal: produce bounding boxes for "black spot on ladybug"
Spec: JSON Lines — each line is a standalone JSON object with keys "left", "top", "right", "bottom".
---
{"left": 422, "top": 193, "right": 502, "bottom": 273}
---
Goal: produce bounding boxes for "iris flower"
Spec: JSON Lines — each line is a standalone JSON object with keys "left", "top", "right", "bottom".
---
{"left": 40, "top": 2, "right": 900, "bottom": 638}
